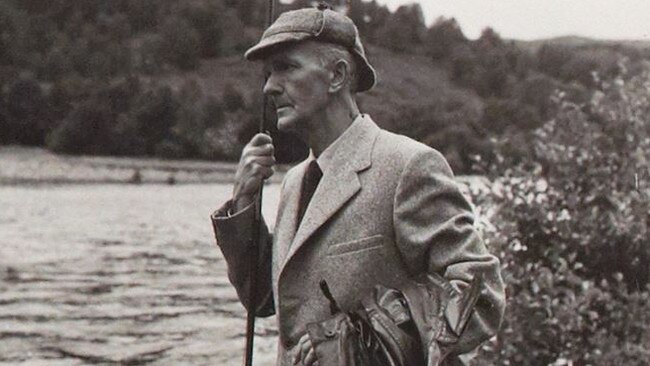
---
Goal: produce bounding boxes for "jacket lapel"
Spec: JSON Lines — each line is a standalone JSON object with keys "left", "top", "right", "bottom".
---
{"left": 279, "top": 115, "right": 380, "bottom": 274}
{"left": 274, "top": 161, "right": 307, "bottom": 269}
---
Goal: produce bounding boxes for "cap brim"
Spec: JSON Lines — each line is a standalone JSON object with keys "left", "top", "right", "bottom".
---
{"left": 245, "top": 32, "right": 313, "bottom": 61}
{"left": 353, "top": 52, "right": 376, "bottom": 92}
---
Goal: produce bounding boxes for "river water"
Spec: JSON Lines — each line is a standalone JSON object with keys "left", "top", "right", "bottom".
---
{"left": 0, "top": 183, "right": 281, "bottom": 365}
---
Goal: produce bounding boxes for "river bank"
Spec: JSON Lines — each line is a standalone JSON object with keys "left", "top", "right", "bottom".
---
{"left": 0, "top": 146, "right": 287, "bottom": 185}
{"left": 0, "top": 146, "right": 488, "bottom": 196}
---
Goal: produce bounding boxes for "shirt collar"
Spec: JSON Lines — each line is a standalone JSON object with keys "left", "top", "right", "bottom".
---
{"left": 309, "top": 114, "right": 366, "bottom": 175}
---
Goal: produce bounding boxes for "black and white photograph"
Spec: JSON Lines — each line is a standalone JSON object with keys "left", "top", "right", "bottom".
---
{"left": 1, "top": 0, "right": 649, "bottom": 365}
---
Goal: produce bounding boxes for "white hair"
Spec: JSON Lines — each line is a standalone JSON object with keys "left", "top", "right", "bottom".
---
{"left": 310, "top": 42, "right": 358, "bottom": 92}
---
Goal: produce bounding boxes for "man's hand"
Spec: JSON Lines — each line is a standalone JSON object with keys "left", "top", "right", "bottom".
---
{"left": 232, "top": 133, "right": 275, "bottom": 212}
{"left": 293, "top": 333, "right": 318, "bottom": 365}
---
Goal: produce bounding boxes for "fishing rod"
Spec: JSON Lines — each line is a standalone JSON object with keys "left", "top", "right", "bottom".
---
{"left": 244, "top": 0, "right": 275, "bottom": 364}
{"left": 244, "top": 1, "right": 355, "bottom": 364}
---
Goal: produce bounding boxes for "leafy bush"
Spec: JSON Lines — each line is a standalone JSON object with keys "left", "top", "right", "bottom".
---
{"left": 474, "top": 64, "right": 650, "bottom": 364}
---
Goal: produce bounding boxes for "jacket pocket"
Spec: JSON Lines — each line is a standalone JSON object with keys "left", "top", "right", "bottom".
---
{"left": 327, "top": 235, "right": 384, "bottom": 256}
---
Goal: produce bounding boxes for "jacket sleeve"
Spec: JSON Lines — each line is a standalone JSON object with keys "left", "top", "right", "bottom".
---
{"left": 392, "top": 149, "right": 505, "bottom": 356}
{"left": 211, "top": 199, "right": 275, "bottom": 317}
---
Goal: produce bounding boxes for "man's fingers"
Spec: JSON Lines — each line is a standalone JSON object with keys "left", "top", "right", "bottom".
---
{"left": 252, "top": 155, "right": 275, "bottom": 167}
{"left": 249, "top": 133, "right": 272, "bottom": 146}
{"left": 249, "top": 164, "right": 273, "bottom": 179}
{"left": 245, "top": 134, "right": 273, "bottom": 155}
{"left": 233, "top": 164, "right": 273, "bottom": 204}
{"left": 298, "top": 334, "right": 318, "bottom": 366}
{"left": 241, "top": 155, "right": 275, "bottom": 172}
{"left": 246, "top": 143, "right": 275, "bottom": 157}
{"left": 238, "top": 160, "right": 274, "bottom": 182}
{"left": 231, "top": 133, "right": 275, "bottom": 211}
{"left": 304, "top": 345, "right": 318, "bottom": 366}
{"left": 293, "top": 334, "right": 310, "bottom": 365}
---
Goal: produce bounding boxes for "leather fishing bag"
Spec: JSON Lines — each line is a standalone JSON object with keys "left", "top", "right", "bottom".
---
{"left": 306, "top": 274, "right": 482, "bottom": 366}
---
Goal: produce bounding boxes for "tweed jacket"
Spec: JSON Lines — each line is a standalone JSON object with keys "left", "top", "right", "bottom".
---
{"left": 212, "top": 115, "right": 505, "bottom": 365}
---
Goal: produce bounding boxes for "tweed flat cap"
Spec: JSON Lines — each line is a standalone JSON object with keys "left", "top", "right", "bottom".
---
{"left": 245, "top": 7, "right": 377, "bottom": 92}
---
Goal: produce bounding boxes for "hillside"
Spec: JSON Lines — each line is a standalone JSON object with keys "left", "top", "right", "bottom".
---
{"left": 2, "top": 0, "right": 649, "bottom": 173}
{"left": 149, "top": 41, "right": 485, "bottom": 170}
{"left": 359, "top": 45, "right": 483, "bottom": 132}
{"left": 515, "top": 35, "right": 650, "bottom": 53}
{"left": 158, "top": 44, "right": 483, "bottom": 134}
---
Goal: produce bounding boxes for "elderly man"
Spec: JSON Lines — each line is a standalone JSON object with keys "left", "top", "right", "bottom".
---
{"left": 211, "top": 6, "right": 505, "bottom": 366}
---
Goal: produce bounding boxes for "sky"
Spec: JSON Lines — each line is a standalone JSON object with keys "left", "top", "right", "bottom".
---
{"left": 372, "top": 0, "right": 650, "bottom": 41}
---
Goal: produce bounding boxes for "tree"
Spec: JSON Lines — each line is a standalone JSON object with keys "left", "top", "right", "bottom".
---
{"left": 476, "top": 27, "right": 504, "bottom": 51}
{"left": 4, "top": 76, "right": 49, "bottom": 145}
{"left": 47, "top": 97, "right": 115, "bottom": 154}
{"left": 180, "top": 1, "right": 225, "bottom": 58}
{"left": 425, "top": 17, "right": 466, "bottom": 60}
{"left": 476, "top": 48, "right": 510, "bottom": 97}
{"left": 0, "top": 2, "right": 28, "bottom": 66}
{"left": 347, "top": 0, "right": 368, "bottom": 36}
{"left": 0, "top": 96, "right": 10, "bottom": 144}
{"left": 132, "top": 85, "right": 178, "bottom": 154}
{"left": 468, "top": 28, "right": 511, "bottom": 97}
{"left": 376, "top": 4, "right": 426, "bottom": 52}
{"left": 159, "top": 16, "right": 201, "bottom": 70}
{"left": 449, "top": 43, "right": 477, "bottom": 85}
{"left": 47, "top": 80, "right": 74, "bottom": 129}
{"left": 558, "top": 48, "right": 620, "bottom": 88}
{"left": 124, "top": 0, "right": 159, "bottom": 31}
{"left": 218, "top": 9, "right": 250, "bottom": 56}
{"left": 168, "top": 79, "right": 209, "bottom": 158}
{"left": 236, "top": 0, "right": 265, "bottom": 27}
{"left": 362, "top": 0, "right": 391, "bottom": 43}
{"left": 222, "top": 83, "right": 246, "bottom": 112}
{"left": 537, "top": 44, "right": 573, "bottom": 78}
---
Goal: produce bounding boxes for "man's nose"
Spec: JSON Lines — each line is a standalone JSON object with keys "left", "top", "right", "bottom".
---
{"left": 263, "top": 74, "right": 282, "bottom": 96}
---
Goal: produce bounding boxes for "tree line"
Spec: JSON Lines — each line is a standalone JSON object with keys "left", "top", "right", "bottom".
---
{"left": 2, "top": 0, "right": 648, "bottom": 169}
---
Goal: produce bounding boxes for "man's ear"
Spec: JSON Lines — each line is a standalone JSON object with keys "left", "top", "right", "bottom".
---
{"left": 329, "top": 59, "right": 350, "bottom": 93}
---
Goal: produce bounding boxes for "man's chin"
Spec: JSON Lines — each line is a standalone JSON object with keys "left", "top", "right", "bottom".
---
{"left": 276, "top": 116, "right": 297, "bottom": 132}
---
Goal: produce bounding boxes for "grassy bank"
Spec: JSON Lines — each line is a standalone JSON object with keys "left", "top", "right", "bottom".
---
{"left": 0, "top": 146, "right": 287, "bottom": 185}
{"left": 0, "top": 145, "right": 487, "bottom": 198}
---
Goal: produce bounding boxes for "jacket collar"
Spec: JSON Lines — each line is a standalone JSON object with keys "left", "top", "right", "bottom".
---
{"left": 278, "top": 114, "right": 380, "bottom": 274}
{"left": 315, "top": 114, "right": 373, "bottom": 175}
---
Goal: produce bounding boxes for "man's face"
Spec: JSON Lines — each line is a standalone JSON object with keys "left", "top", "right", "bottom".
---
{"left": 262, "top": 42, "right": 331, "bottom": 134}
